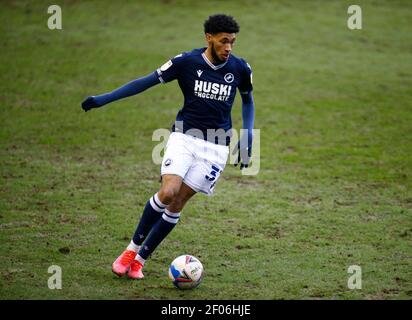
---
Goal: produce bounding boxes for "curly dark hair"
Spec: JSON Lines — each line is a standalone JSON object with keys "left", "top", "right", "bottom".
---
{"left": 204, "top": 14, "right": 240, "bottom": 34}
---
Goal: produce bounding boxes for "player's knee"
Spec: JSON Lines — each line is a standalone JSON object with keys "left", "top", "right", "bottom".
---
{"left": 158, "top": 187, "right": 179, "bottom": 205}
{"left": 168, "top": 198, "right": 184, "bottom": 213}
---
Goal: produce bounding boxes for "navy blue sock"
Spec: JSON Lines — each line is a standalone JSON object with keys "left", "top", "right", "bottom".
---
{"left": 138, "top": 209, "right": 180, "bottom": 260}
{"left": 132, "top": 193, "right": 166, "bottom": 246}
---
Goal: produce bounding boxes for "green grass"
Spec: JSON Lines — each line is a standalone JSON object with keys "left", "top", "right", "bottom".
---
{"left": 1, "top": 0, "right": 411, "bottom": 300}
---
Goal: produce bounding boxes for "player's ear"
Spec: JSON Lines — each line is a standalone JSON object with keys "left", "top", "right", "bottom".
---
{"left": 205, "top": 33, "right": 213, "bottom": 42}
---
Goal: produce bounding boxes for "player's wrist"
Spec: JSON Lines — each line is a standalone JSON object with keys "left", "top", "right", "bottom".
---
{"left": 94, "top": 93, "right": 113, "bottom": 106}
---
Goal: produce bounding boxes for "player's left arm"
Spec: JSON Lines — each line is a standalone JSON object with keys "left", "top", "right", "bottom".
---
{"left": 234, "top": 91, "right": 255, "bottom": 169}
{"left": 234, "top": 59, "right": 255, "bottom": 169}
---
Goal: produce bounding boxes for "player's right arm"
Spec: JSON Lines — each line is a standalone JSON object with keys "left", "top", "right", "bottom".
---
{"left": 81, "top": 72, "right": 160, "bottom": 112}
{"left": 81, "top": 52, "right": 185, "bottom": 112}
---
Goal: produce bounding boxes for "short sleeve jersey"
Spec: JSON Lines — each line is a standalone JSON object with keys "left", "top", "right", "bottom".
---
{"left": 155, "top": 48, "right": 253, "bottom": 145}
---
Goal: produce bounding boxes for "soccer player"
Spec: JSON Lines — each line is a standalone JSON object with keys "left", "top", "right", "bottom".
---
{"left": 81, "top": 14, "right": 255, "bottom": 279}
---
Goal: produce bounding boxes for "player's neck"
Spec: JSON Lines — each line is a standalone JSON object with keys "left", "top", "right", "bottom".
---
{"left": 204, "top": 47, "right": 221, "bottom": 65}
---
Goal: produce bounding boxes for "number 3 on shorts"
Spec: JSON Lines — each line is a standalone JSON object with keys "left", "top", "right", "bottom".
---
{"left": 205, "top": 165, "right": 222, "bottom": 182}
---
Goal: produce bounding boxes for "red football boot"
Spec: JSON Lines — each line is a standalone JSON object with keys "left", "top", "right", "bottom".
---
{"left": 127, "top": 260, "right": 144, "bottom": 280}
{"left": 112, "top": 250, "right": 137, "bottom": 277}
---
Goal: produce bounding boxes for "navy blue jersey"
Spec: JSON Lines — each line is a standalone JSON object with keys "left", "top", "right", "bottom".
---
{"left": 155, "top": 48, "right": 253, "bottom": 145}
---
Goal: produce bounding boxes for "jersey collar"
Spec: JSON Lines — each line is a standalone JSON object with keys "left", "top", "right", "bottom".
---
{"left": 201, "top": 50, "right": 228, "bottom": 70}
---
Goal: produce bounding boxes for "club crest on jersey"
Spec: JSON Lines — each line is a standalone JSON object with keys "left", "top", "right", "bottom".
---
{"left": 194, "top": 80, "right": 232, "bottom": 102}
{"left": 224, "top": 73, "right": 234, "bottom": 83}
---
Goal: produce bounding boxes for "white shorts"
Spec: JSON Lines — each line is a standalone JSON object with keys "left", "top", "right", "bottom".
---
{"left": 161, "top": 132, "right": 229, "bottom": 195}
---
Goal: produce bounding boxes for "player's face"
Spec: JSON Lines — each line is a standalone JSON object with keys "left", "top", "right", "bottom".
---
{"left": 206, "top": 32, "right": 236, "bottom": 63}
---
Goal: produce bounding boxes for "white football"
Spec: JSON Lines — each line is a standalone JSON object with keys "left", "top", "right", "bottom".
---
{"left": 168, "top": 255, "right": 203, "bottom": 289}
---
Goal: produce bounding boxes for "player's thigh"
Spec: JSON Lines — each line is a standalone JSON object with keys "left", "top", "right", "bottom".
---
{"left": 184, "top": 141, "right": 229, "bottom": 195}
{"left": 158, "top": 174, "right": 183, "bottom": 204}
{"left": 167, "top": 182, "right": 197, "bottom": 213}
{"left": 183, "top": 160, "right": 227, "bottom": 196}
{"left": 161, "top": 132, "right": 194, "bottom": 180}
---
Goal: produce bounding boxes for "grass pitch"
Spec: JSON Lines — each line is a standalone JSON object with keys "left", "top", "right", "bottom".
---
{"left": 1, "top": 0, "right": 411, "bottom": 299}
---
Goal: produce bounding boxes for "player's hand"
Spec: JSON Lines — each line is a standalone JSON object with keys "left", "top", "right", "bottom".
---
{"left": 81, "top": 96, "right": 102, "bottom": 112}
{"left": 232, "top": 141, "right": 252, "bottom": 170}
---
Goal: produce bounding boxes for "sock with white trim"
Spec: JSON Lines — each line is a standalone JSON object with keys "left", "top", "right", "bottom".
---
{"left": 138, "top": 208, "right": 180, "bottom": 260}
{"left": 134, "top": 253, "right": 146, "bottom": 266}
{"left": 132, "top": 193, "right": 166, "bottom": 246}
{"left": 126, "top": 240, "right": 140, "bottom": 252}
